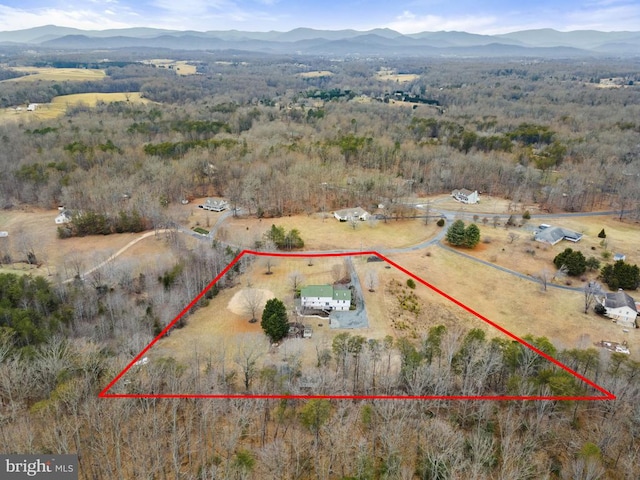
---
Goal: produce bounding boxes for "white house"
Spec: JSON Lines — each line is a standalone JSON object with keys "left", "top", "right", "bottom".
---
{"left": 202, "top": 198, "right": 228, "bottom": 212}
{"left": 301, "top": 285, "right": 351, "bottom": 312}
{"left": 27, "top": 103, "right": 38, "bottom": 112}
{"left": 55, "top": 210, "right": 72, "bottom": 224}
{"left": 600, "top": 291, "right": 638, "bottom": 328}
{"left": 451, "top": 189, "right": 479, "bottom": 204}
{"left": 333, "top": 207, "right": 369, "bottom": 222}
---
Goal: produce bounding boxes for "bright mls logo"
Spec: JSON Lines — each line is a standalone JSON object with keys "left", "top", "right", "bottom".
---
{"left": 1, "top": 455, "right": 77, "bottom": 479}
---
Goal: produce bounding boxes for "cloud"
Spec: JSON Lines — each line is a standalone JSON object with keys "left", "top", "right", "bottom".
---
{"left": 0, "top": 5, "right": 134, "bottom": 31}
{"left": 565, "top": 3, "right": 640, "bottom": 30}
{"left": 386, "top": 10, "right": 498, "bottom": 34}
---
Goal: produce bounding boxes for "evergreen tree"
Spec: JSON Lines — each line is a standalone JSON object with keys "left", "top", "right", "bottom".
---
{"left": 261, "top": 298, "right": 289, "bottom": 342}
{"left": 601, "top": 260, "right": 640, "bottom": 290}
{"left": 463, "top": 223, "right": 481, "bottom": 248}
{"left": 446, "top": 220, "right": 466, "bottom": 246}
{"left": 598, "top": 228, "right": 606, "bottom": 239}
{"left": 553, "top": 248, "right": 586, "bottom": 276}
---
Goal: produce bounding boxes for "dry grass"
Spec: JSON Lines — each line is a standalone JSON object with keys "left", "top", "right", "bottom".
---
{"left": 0, "top": 92, "right": 149, "bottom": 123}
{"left": 141, "top": 59, "right": 198, "bottom": 75}
{"left": 3, "top": 67, "right": 106, "bottom": 82}
{"left": 298, "top": 71, "right": 334, "bottom": 78}
{"left": 219, "top": 214, "right": 439, "bottom": 251}
{"left": 375, "top": 71, "right": 420, "bottom": 83}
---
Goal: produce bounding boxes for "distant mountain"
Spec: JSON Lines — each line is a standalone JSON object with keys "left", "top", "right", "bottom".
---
{"left": 0, "top": 26, "right": 638, "bottom": 57}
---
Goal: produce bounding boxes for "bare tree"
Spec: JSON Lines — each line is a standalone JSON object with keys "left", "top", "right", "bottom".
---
{"left": 349, "top": 216, "right": 359, "bottom": 230}
{"left": 365, "top": 270, "right": 379, "bottom": 292}
{"left": 537, "top": 268, "right": 551, "bottom": 292}
{"left": 242, "top": 284, "right": 263, "bottom": 323}
{"left": 234, "top": 334, "right": 268, "bottom": 391}
{"left": 331, "top": 263, "right": 343, "bottom": 284}
{"left": 508, "top": 232, "right": 520, "bottom": 244}
{"left": 584, "top": 281, "right": 603, "bottom": 314}
{"left": 289, "top": 271, "right": 305, "bottom": 293}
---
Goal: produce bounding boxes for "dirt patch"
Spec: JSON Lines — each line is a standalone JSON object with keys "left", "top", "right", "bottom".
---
{"left": 227, "top": 288, "right": 274, "bottom": 315}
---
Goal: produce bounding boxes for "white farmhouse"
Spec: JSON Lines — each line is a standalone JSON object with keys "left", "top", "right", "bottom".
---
{"left": 451, "top": 188, "right": 479, "bottom": 204}
{"left": 599, "top": 291, "right": 638, "bottom": 328}
{"left": 301, "top": 285, "right": 351, "bottom": 312}
{"left": 202, "top": 198, "right": 228, "bottom": 212}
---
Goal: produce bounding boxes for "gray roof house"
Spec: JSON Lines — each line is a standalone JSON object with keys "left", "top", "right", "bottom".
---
{"left": 334, "top": 207, "right": 369, "bottom": 222}
{"left": 202, "top": 198, "right": 228, "bottom": 212}
{"left": 600, "top": 291, "right": 638, "bottom": 328}
{"left": 451, "top": 188, "right": 479, "bottom": 204}
{"left": 534, "top": 225, "right": 583, "bottom": 245}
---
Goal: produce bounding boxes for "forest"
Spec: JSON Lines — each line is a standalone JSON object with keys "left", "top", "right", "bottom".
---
{"left": 0, "top": 47, "right": 639, "bottom": 479}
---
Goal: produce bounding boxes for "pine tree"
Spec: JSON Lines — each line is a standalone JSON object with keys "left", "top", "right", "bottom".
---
{"left": 261, "top": 298, "right": 289, "bottom": 342}
{"left": 446, "top": 220, "right": 466, "bottom": 246}
{"left": 463, "top": 223, "right": 481, "bottom": 248}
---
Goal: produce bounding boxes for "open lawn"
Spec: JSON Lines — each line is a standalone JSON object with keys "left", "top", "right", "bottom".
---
{"left": 3, "top": 67, "right": 106, "bottom": 82}
{"left": 375, "top": 69, "right": 420, "bottom": 83}
{"left": 140, "top": 59, "right": 198, "bottom": 75}
{"left": 218, "top": 213, "right": 440, "bottom": 251}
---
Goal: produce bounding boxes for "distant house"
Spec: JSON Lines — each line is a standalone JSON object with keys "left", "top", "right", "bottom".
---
{"left": 451, "top": 189, "right": 479, "bottom": 204}
{"left": 534, "top": 225, "right": 583, "bottom": 245}
{"left": 27, "top": 103, "right": 37, "bottom": 111}
{"left": 201, "top": 198, "right": 228, "bottom": 212}
{"left": 55, "top": 210, "right": 72, "bottom": 224}
{"left": 599, "top": 291, "right": 638, "bottom": 328}
{"left": 333, "top": 207, "right": 369, "bottom": 222}
{"left": 301, "top": 285, "right": 351, "bottom": 312}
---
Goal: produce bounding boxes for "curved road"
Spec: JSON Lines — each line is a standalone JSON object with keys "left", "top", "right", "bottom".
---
{"left": 71, "top": 207, "right": 620, "bottom": 293}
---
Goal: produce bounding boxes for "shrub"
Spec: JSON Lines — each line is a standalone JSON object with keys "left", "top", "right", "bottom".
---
{"left": 406, "top": 279, "right": 416, "bottom": 289}
{"left": 598, "top": 228, "right": 606, "bottom": 239}
{"left": 522, "top": 210, "right": 531, "bottom": 220}
{"left": 436, "top": 218, "right": 445, "bottom": 227}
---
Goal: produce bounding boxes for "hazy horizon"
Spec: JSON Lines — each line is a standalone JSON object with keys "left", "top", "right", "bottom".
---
{"left": 1, "top": 0, "right": 639, "bottom": 35}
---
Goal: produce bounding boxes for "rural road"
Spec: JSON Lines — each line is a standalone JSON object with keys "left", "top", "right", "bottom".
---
{"left": 70, "top": 207, "right": 618, "bottom": 293}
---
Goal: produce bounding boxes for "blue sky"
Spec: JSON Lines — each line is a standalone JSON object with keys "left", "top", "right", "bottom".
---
{"left": 0, "top": 0, "right": 639, "bottom": 33}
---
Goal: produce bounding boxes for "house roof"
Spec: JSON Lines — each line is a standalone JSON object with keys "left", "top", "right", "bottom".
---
{"left": 534, "top": 226, "right": 583, "bottom": 245}
{"left": 334, "top": 207, "right": 369, "bottom": 219}
{"left": 604, "top": 291, "right": 637, "bottom": 312}
{"left": 205, "top": 198, "right": 227, "bottom": 206}
{"left": 452, "top": 188, "right": 475, "bottom": 196}
{"left": 301, "top": 285, "right": 351, "bottom": 302}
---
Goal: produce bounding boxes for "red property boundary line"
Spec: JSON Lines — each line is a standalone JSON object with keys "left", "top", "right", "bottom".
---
{"left": 100, "top": 250, "right": 616, "bottom": 401}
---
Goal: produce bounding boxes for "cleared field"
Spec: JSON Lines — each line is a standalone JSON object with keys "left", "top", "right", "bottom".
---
{"left": 3, "top": 67, "right": 106, "bottom": 82}
{"left": 298, "top": 71, "right": 334, "bottom": 78}
{"left": 376, "top": 71, "right": 420, "bottom": 83}
{"left": 218, "top": 214, "right": 440, "bottom": 251}
{"left": 141, "top": 59, "right": 197, "bottom": 75}
{"left": 0, "top": 92, "right": 149, "bottom": 123}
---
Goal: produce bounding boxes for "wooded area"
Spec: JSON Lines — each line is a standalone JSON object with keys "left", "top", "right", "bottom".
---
{"left": 1, "top": 48, "right": 639, "bottom": 478}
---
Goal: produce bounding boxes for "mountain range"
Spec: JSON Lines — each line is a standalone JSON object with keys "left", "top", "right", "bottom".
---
{"left": 1, "top": 25, "right": 639, "bottom": 57}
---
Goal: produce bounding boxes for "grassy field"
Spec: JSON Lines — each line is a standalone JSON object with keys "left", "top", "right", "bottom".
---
{"left": 0, "top": 92, "right": 149, "bottom": 123}
{"left": 375, "top": 69, "right": 420, "bottom": 83}
{"left": 217, "top": 213, "right": 440, "bottom": 251}
{"left": 141, "top": 59, "right": 198, "bottom": 75}
{"left": 298, "top": 71, "right": 334, "bottom": 78}
{"left": 3, "top": 67, "right": 106, "bottom": 82}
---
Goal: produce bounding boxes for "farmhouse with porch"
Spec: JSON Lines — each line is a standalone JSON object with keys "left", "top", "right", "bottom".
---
{"left": 301, "top": 285, "right": 351, "bottom": 312}
{"left": 599, "top": 290, "right": 638, "bottom": 328}
{"left": 451, "top": 188, "right": 479, "bottom": 204}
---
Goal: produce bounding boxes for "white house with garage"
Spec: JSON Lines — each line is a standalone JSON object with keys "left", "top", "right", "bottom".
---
{"left": 451, "top": 188, "right": 479, "bottom": 204}
{"left": 301, "top": 285, "right": 351, "bottom": 311}
{"left": 599, "top": 291, "right": 638, "bottom": 328}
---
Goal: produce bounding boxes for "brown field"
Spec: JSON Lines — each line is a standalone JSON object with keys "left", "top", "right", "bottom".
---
{"left": 218, "top": 213, "right": 440, "bottom": 251}
{"left": 375, "top": 69, "right": 420, "bottom": 83}
{"left": 141, "top": 59, "right": 198, "bottom": 75}
{"left": 298, "top": 71, "right": 334, "bottom": 78}
{"left": 0, "top": 208, "right": 186, "bottom": 280}
{"left": 0, "top": 92, "right": 149, "bottom": 123}
{"left": 3, "top": 67, "right": 106, "bottom": 82}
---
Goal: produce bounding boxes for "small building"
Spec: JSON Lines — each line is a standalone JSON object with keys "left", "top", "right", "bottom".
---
{"left": 55, "top": 210, "right": 73, "bottom": 224}
{"left": 27, "top": 103, "right": 38, "bottom": 111}
{"left": 613, "top": 253, "right": 626, "bottom": 262}
{"left": 333, "top": 207, "right": 369, "bottom": 222}
{"left": 301, "top": 285, "right": 351, "bottom": 312}
{"left": 202, "top": 198, "right": 228, "bottom": 212}
{"left": 599, "top": 291, "right": 638, "bottom": 328}
{"left": 451, "top": 189, "right": 479, "bottom": 204}
{"left": 534, "top": 225, "right": 583, "bottom": 245}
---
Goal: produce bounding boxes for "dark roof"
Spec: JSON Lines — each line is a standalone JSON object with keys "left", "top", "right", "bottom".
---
{"left": 534, "top": 226, "right": 583, "bottom": 244}
{"left": 604, "top": 291, "right": 637, "bottom": 312}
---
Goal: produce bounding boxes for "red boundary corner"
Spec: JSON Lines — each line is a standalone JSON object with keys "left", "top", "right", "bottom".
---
{"left": 100, "top": 250, "right": 616, "bottom": 401}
